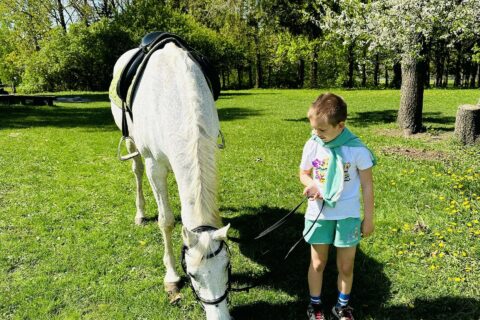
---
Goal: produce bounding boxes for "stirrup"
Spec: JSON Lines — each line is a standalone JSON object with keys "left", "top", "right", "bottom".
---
{"left": 217, "top": 130, "right": 226, "bottom": 149}
{"left": 117, "top": 136, "right": 140, "bottom": 161}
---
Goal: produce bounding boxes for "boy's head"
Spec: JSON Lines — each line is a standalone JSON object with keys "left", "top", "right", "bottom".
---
{"left": 307, "top": 93, "right": 347, "bottom": 142}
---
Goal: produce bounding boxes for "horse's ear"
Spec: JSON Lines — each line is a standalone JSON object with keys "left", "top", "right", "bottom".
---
{"left": 212, "top": 224, "right": 230, "bottom": 241}
{"left": 182, "top": 227, "right": 199, "bottom": 247}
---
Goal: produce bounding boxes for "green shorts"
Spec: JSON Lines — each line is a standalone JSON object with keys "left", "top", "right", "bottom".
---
{"left": 303, "top": 218, "right": 361, "bottom": 247}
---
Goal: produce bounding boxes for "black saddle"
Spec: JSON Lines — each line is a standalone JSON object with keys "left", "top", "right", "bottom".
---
{"left": 116, "top": 31, "right": 221, "bottom": 113}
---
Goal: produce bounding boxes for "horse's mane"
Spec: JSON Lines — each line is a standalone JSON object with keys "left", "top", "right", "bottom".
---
{"left": 179, "top": 47, "right": 221, "bottom": 228}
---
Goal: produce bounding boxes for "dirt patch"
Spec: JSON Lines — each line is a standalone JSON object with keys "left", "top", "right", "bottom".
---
{"left": 381, "top": 146, "right": 450, "bottom": 161}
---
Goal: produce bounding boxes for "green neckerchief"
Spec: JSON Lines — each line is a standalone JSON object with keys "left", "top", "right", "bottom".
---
{"left": 312, "top": 127, "right": 376, "bottom": 208}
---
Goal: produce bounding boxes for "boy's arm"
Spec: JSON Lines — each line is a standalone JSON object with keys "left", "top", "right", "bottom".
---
{"left": 359, "top": 167, "right": 374, "bottom": 237}
{"left": 300, "top": 169, "right": 322, "bottom": 199}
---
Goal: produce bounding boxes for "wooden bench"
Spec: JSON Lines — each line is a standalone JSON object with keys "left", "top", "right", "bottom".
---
{"left": 0, "top": 94, "right": 56, "bottom": 106}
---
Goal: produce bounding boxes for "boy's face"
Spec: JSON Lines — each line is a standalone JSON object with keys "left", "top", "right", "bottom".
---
{"left": 309, "top": 116, "right": 345, "bottom": 143}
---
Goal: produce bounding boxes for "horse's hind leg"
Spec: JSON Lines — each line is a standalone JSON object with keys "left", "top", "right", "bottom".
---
{"left": 126, "top": 139, "right": 146, "bottom": 225}
{"left": 144, "top": 157, "right": 181, "bottom": 301}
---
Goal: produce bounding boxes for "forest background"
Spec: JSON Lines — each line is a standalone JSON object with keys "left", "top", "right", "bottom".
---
{"left": 1, "top": 0, "right": 480, "bottom": 95}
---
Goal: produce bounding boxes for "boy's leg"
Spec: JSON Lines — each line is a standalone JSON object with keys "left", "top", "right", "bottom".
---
{"left": 334, "top": 217, "right": 361, "bottom": 297}
{"left": 332, "top": 218, "right": 360, "bottom": 319}
{"left": 308, "top": 244, "right": 330, "bottom": 297}
{"left": 336, "top": 246, "right": 356, "bottom": 296}
{"left": 332, "top": 246, "right": 356, "bottom": 319}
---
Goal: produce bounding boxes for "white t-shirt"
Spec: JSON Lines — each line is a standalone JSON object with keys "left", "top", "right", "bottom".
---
{"left": 300, "top": 138, "right": 373, "bottom": 220}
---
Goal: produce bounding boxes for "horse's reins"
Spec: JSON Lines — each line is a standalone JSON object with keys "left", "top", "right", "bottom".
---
{"left": 231, "top": 196, "right": 325, "bottom": 260}
{"left": 181, "top": 197, "right": 325, "bottom": 305}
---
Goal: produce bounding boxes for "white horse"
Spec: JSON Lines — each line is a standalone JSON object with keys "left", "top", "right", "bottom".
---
{"left": 110, "top": 42, "right": 232, "bottom": 320}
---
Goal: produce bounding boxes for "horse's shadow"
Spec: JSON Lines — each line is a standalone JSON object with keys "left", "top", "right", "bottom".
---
{"left": 223, "top": 205, "right": 480, "bottom": 319}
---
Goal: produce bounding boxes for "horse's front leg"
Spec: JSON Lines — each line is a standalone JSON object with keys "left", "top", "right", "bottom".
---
{"left": 144, "top": 157, "right": 181, "bottom": 302}
{"left": 126, "top": 139, "right": 146, "bottom": 225}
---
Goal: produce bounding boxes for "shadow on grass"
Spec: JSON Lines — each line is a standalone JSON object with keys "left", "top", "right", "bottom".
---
{"left": 223, "top": 205, "right": 390, "bottom": 320}
{"left": 56, "top": 92, "right": 110, "bottom": 102}
{"left": 345, "top": 110, "right": 456, "bottom": 130}
{"left": 223, "top": 205, "right": 479, "bottom": 319}
{"left": 218, "top": 107, "right": 262, "bottom": 121}
{"left": 423, "top": 113, "right": 456, "bottom": 132}
{"left": 383, "top": 297, "right": 480, "bottom": 320}
{"left": 348, "top": 109, "right": 398, "bottom": 126}
{"left": 219, "top": 91, "right": 279, "bottom": 99}
{"left": 284, "top": 117, "right": 308, "bottom": 123}
{"left": 220, "top": 92, "right": 254, "bottom": 98}
{"left": 0, "top": 104, "right": 117, "bottom": 130}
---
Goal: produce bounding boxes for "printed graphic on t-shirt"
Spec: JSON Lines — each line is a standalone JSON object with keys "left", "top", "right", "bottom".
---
{"left": 312, "top": 158, "right": 351, "bottom": 183}
{"left": 344, "top": 162, "right": 351, "bottom": 181}
{"left": 312, "top": 158, "right": 328, "bottom": 183}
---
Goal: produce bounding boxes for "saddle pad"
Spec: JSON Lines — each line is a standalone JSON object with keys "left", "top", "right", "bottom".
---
{"left": 109, "top": 62, "right": 131, "bottom": 109}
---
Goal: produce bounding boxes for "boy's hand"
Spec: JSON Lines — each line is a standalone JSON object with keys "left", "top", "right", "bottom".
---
{"left": 303, "top": 183, "right": 322, "bottom": 200}
{"left": 361, "top": 218, "right": 374, "bottom": 237}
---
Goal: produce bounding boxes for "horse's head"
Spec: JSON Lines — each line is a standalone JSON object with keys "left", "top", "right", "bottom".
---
{"left": 181, "top": 224, "right": 232, "bottom": 320}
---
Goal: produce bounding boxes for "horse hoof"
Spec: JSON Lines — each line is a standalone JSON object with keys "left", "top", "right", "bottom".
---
{"left": 168, "top": 291, "right": 182, "bottom": 305}
{"left": 135, "top": 217, "right": 144, "bottom": 225}
{"left": 165, "top": 282, "right": 181, "bottom": 305}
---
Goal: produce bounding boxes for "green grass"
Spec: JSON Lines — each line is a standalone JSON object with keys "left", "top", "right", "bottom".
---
{"left": 1, "top": 89, "right": 479, "bottom": 320}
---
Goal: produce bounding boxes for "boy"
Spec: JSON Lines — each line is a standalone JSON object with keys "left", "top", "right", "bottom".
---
{"left": 300, "top": 93, "right": 375, "bottom": 320}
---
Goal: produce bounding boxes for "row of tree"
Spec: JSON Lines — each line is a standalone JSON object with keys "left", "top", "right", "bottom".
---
{"left": 0, "top": 0, "right": 479, "bottom": 133}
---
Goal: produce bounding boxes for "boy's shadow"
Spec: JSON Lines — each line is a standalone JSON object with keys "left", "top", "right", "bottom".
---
{"left": 223, "top": 205, "right": 390, "bottom": 320}
{"left": 224, "top": 205, "right": 480, "bottom": 319}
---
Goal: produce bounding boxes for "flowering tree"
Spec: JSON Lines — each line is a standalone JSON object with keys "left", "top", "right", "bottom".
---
{"left": 317, "top": 0, "right": 480, "bottom": 135}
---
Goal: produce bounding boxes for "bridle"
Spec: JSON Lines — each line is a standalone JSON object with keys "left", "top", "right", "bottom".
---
{"left": 181, "top": 226, "right": 232, "bottom": 306}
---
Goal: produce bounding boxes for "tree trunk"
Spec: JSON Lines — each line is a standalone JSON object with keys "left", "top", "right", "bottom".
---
{"left": 248, "top": 64, "right": 253, "bottom": 88}
{"left": 477, "top": 64, "right": 480, "bottom": 88}
{"left": 435, "top": 61, "right": 444, "bottom": 88}
{"left": 311, "top": 48, "right": 319, "bottom": 88}
{"left": 56, "top": 0, "right": 67, "bottom": 31}
{"left": 255, "top": 52, "right": 262, "bottom": 88}
{"left": 398, "top": 56, "right": 425, "bottom": 135}
{"left": 454, "top": 105, "right": 480, "bottom": 145}
{"left": 373, "top": 53, "right": 379, "bottom": 87}
{"left": 236, "top": 66, "right": 242, "bottom": 89}
{"left": 385, "top": 67, "right": 389, "bottom": 87}
{"left": 254, "top": 29, "right": 262, "bottom": 88}
{"left": 463, "top": 61, "right": 470, "bottom": 87}
{"left": 221, "top": 70, "right": 226, "bottom": 89}
{"left": 424, "top": 55, "right": 430, "bottom": 88}
{"left": 346, "top": 42, "right": 355, "bottom": 88}
{"left": 391, "top": 61, "right": 402, "bottom": 88}
{"left": 361, "top": 63, "right": 367, "bottom": 87}
{"left": 470, "top": 63, "right": 477, "bottom": 88}
{"left": 361, "top": 45, "right": 367, "bottom": 87}
{"left": 443, "top": 57, "right": 449, "bottom": 87}
{"left": 454, "top": 43, "right": 462, "bottom": 87}
{"left": 434, "top": 40, "right": 445, "bottom": 88}
{"left": 298, "top": 59, "right": 305, "bottom": 88}
{"left": 267, "top": 65, "right": 272, "bottom": 87}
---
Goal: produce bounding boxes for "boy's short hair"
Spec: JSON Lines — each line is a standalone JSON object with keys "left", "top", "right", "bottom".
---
{"left": 309, "top": 93, "right": 347, "bottom": 125}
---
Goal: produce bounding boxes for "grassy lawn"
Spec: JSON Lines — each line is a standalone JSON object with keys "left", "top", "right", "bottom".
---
{"left": 0, "top": 89, "right": 479, "bottom": 320}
